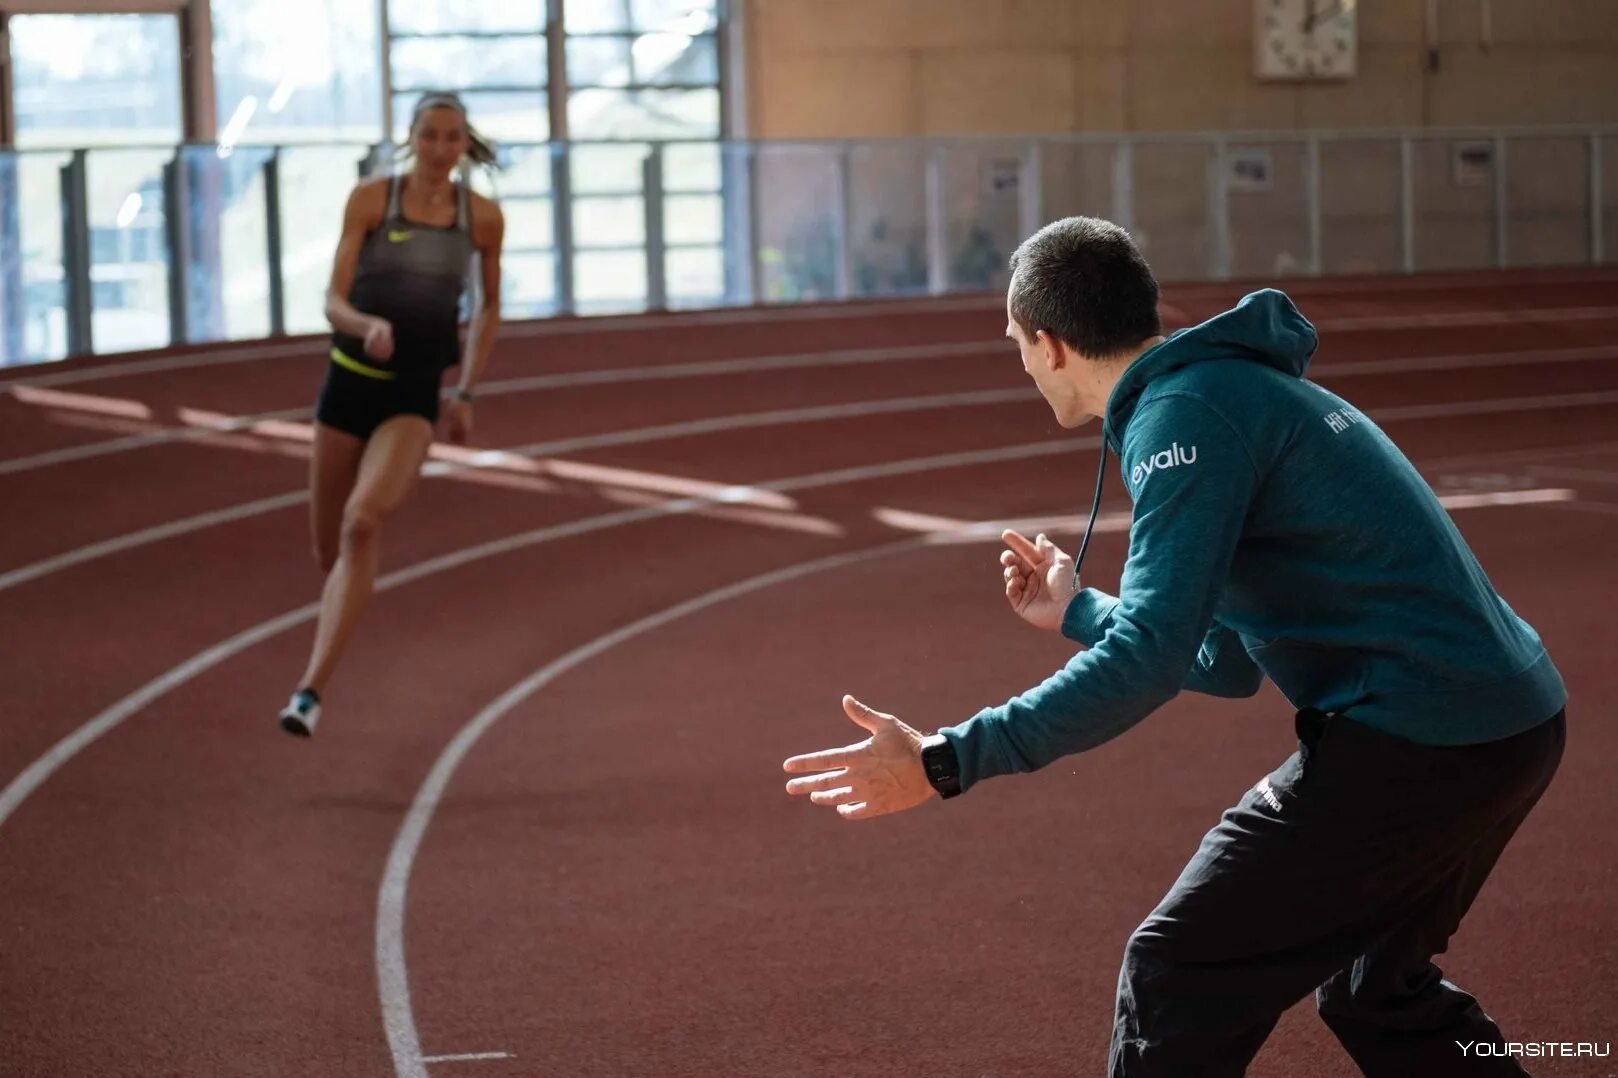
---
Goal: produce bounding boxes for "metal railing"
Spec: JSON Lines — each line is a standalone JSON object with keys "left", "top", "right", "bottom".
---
{"left": 2, "top": 125, "right": 1616, "bottom": 366}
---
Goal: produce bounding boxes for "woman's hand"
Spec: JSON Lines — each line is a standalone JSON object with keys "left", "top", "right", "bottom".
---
{"left": 363, "top": 318, "right": 395, "bottom": 361}
{"left": 445, "top": 397, "right": 473, "bottom": 444}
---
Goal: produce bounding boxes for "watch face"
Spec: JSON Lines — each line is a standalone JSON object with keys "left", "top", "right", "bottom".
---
{"left": 1256, "top": 0, "right": 1358, "bottom": 80}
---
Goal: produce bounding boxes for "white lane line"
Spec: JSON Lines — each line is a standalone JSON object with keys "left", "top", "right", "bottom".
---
{"left": 1319, "top": 344, "right": 1617, "bottom": 377}
{"left": 0, "top": 601, "right": 321, "bottom": 830}
{"left": 1547, "top": 500, "right": 1618, "bottom": 518}
{"left": 1525, "top": 465, "right": 1618, "bottom": 486}
{"left": 465, "top": 339, "right": 996, "bottom": 394}
{"left": 8, "top": 375, "right": 1618, "bottom": 599}
{"left": 376, "top": 482, "right": 1595, "bottom": 1075}
{"left": 10, "top": 385, "right": 156, "bottom": 418}
{"left": 0, "top": 340, "right": 1004, "bottom": 475}
{"left": 7, "top": 266, "right": 1616, "bottom": 388}
{"left": 1309, "top": 304, "right": 1618, "bottom": 331}
{"left": 1377, "top": 389, "right": 1618, "bottom": 421}
{"left": 3, "top": 280, "right": 1615, "bottom": 391}
{"left": 420, "top": 1052, "right": 513, "bottom": 1064}
{"left": 1165, "top": 269, "right": 1618, "bottom": 299}
{"left": 866, "top": 507, "right": 1134, "bottom": 544}
{"left": 884, "top": 490, "right": 1577, "bottom": 544}
{"left": 0, "top": 388, "right": 1043, "bottom": 595}
{"left": 0, "top": 297, "right": 1011, "bottom": 389}
{"left": 0, "top": 405, "right": 310, "bottom": 477}
{"left": 0, "top": 491, "right": 309, "bottom": 593}
{"left": 1, "top": 341, "right": 327, "bottom": 389}
{"left": 0, "top": 436, "right": 1084, "bottom": 835}
{"left": 375, "top": 533, "right": 935, "bottom": 1078}
{"left": 490, "top": 387, "right": 1032, "bottom": 459}
{"left": 1414, "top": 439, "right": 1618, "bottom": 476}
{"left": 1434, "top": 488, "right": 1577, "bottom": 510}
{"left": 4, "top": 333, "right": 1615, "bottom": 477}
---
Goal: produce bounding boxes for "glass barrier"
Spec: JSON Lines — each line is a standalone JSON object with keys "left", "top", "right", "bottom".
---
{"left": 85, "top": 148, "right": 174, "bottom": 354}
{"left": 1035, "top": 141, "right": 1119, "bottom": 225}
{"left": 753, "top": 142, "right": 841, "bottom": 303}
{"left": 485, "top": 142, "right": 558, "bottom": 318}
{"left": 1130, "top": 140, "right": 1214, "bottom": 284}
{"left": 663, "top": 140, "right": 725, "bottom": 308}
{"left": 1224, "top": 140, "right": 1310, "bottom": 281}
{"left": 0, "top": 154, "right": 22, "bottom": 365}
{"left": 1605, "top": 137, "right": 1618, "bottom": 266}
{"left": 1413, "top": 136, "right": 1498, "bottom": 273}
{"left": 846, "top": 143, "right": 928, "bottom": 298}
{"left": 277, "top": 144, "right": 373, "bottom": 335}
{"left": 176, "top": 144, "right": 276, "bottom": 344}
{"left": 938, "top": 141, "right": 1030, "bottom": 295}
{"left": 3, "top": 127, "right": 1614, "bottom": 364}
{"left": 7, "top": 150, "right": 73, "bottom": 364}
{"left": 1319, "top": 138, "right": 1403, "bottom": 276}
{"left": 1506, "top": 136, "right": 1591, "bottom": 269}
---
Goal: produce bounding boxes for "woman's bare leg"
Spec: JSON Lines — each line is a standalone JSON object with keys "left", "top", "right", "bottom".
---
{"left": 298, "top": 415, "right": 434, "bottom": 695}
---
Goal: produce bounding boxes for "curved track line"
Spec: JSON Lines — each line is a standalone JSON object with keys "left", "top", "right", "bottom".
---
{"left": 2, "top": 281, "right": 1612, "bottom": 393}
{"left": 0, "top": 437, "right": 1081, "bottom": 832}
{"left": 371, "top": 475, "right": 1609, "bottom": 1072}
{"left": 0, "top": 387, "right": 1039, "bottom": 595}
{"left": 375, "top": 535, "right": 930, "bottom": 1076}
{"left": 4, "top": 336, "right": 1614, "bottom": 478}
{"left": 0, "top": 405, "right": 312, "bottom": 477}
{"left": 7, "top": 372, "right": 1618, "bottom": 598}
{"left": 0, "top": 341, "right": 1001, "bottom": 476}
{"left": 0, "top": 491, "right": 309, "bottom": 593}
{"left": 0, "top": 294, "right": 1013, "bottom": 390}
{"left": 4, "top": 386, "right": 1616, "bottom": 819}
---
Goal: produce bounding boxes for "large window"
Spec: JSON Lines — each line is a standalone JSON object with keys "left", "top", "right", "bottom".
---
{"left": 209, "top": 0, "right": 385, "bottom": 336}
{"left": 6, "top": 14, "right": 184, "bottom": 361}
{"left": 9, "top": 14, "right": 183, "bottom": 149}
{"left": 566, "top": 0, "right": 723, "bottom": 311}
{"left": 0, "top": 0, "right": 733, "bottom": 363}
{"left": 564, "top": 0, "right": 720, "bottom": 140}
{"left": 212, "top": 0, "right": 383, "bottom": 145}
{"left": 388, "top": 0, "right": 549, "bottom": 143}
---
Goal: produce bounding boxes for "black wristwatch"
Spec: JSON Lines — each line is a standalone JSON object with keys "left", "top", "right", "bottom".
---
{"left": 919, "top": 733, "right": 963, "bottom": 799}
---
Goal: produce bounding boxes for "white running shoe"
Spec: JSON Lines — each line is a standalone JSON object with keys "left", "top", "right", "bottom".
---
{"left": 278, "top": 689, "right": 321, "bottom": 737}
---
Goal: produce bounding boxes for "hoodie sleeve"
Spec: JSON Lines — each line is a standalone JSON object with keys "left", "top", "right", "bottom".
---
{"left": 1062, "top": 591, "right": 1263, "bottom": 699}
{"left": 939, "top": 393, "right": 1260, "bottom": 791}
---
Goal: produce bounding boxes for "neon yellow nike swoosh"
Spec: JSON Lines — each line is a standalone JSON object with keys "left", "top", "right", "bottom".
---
{"left": 388, "top": 230, "right": 413, "bottom": 243}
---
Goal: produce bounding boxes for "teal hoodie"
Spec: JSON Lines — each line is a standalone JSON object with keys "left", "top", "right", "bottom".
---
{"left": 940, "top": 289, "right": 1566, "bottom": 793}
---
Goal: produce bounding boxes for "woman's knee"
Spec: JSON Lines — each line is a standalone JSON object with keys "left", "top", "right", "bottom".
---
{"left": 340, "top": 502, "right": 385, "bottom": 552}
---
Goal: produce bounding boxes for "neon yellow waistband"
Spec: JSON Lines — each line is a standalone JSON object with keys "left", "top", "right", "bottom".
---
{"left": 330, "top": 346, "right": 396, "bottom": 381}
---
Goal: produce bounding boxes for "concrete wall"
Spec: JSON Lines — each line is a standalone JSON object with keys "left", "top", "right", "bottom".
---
{"left": 740, "top": 0, "right": 1618, "bottom": 138}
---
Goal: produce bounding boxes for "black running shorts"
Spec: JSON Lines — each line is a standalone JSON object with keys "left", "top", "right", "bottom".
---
{"left": 314, "top": 349, "right": 442, "bottom": 440}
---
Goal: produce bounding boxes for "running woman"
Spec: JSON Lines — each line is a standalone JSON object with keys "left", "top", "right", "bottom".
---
{"left": 278, "top": 92, "right": 505, "bottom": 737}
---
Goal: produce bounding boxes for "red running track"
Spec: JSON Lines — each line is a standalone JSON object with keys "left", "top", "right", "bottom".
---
{"left": 0, "top": 269, "right": 1615, "bottom": 1077}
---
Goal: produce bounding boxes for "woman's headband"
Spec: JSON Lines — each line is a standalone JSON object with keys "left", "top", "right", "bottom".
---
{"left": 413, "top": 93, "right": 467, "bottom": 120}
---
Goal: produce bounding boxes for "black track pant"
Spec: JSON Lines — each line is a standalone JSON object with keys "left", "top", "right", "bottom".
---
{"left": 1109, "top": 707, "right": 1566, "bottom": 1077}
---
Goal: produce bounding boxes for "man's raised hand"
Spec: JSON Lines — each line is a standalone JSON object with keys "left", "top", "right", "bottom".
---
{"left": 1000, "top": 529, "right": 1079, "bottom": 632}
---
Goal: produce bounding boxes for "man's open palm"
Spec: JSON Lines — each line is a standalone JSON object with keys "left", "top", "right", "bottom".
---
{"left": 782, "top": 696, "right": 933, "bottom": 820}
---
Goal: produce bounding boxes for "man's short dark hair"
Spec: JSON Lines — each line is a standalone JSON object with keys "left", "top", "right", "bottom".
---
{"left": 1007, "top": 216, "right": 1162, "bottom": 357}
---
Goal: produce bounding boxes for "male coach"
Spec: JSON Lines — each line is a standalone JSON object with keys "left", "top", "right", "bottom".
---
{"left": 784, "top": 217, "right": 1566, "bottom": 1076}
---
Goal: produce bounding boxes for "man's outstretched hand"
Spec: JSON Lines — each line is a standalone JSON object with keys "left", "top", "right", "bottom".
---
{"left": 782, "top": 696, "right": 934, "bottom": 821}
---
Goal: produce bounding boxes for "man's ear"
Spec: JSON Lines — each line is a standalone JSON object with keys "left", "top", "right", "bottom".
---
{"left": 1035, "top": 330, "right": 1068, "bottom": 372}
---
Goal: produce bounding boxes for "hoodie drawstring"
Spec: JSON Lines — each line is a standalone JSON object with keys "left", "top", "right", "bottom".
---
{"left": 1072, "top": 440, "right": 1109, "bottom": 587}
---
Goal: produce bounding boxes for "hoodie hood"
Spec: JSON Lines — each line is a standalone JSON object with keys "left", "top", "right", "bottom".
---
{"left": 1103, "top": 289, "right": 1317, "bottom": 451}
